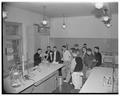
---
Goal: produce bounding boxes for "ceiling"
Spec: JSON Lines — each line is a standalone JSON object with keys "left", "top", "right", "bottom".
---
{"left": 8, "top": 2, "right": 118, "bottom": 18}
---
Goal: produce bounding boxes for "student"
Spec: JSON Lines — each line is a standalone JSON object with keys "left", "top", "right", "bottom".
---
{"left": 83, "top": 43, "right": 87, "bottom": 49}
{"left": 70, "top": 48, "right": 75, "bottom": 58}
{"left": 45, "top": 46, "right": 54, "bottom": 63}
{"left": 70, "top": 48, "right": 75, "bottom": 53}
{"left": 74, "top": 44, "right": 82, "bottom": 57}
{"left": 34, "top": 48, "right": 42, "bottom": 66}
{"left": 79, "top": 44, "right": 83, "bottom": 56}
{"left": 94, "top": 46, "right": 102, "bottom": 66}
{"left": 84, "top": 48, "right": 96, "bottom": 78}
{"left": 74, "top": 44, "right": 79, "bottom": 50}
{"left": 71, "top": 49, "right": 83, "bottom": 89}
{"left": 53, "top": 46, "right": 61, "bottom": 63}
{"left": 62, "top": 45, "right": 72, "bottom": 82}
{"left": 82, "top": 47, "right": 87, "bottom": 59}
{"left": 84, "top": 48, "right": 96, "bottom": 69}
{"left": 65, "top": 48, "right": 75, "bottom": 83}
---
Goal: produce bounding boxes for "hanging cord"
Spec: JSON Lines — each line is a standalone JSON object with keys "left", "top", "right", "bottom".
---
{"left": 43, "top": 5, "right": 46, "bottom": 21}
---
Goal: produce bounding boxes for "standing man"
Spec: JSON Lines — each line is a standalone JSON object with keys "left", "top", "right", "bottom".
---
{"left": 45, "top": 46, "right": 54, "bottom": 63}
{"left": 71, "top": 49, "right": 83, "bottom": 89}
{"left": 94, "top": 46, "right": 102, "bottom": 67}
{"left": 53, "top": 46, "right": 61, "bottom": 64}
{"left": 74, "top": 44, "right": 79, "bottom": 50}
{"left": 83, "top": 43, "right": 87, "bottom": 49}
{"left": 74, "top": 44, "right": 82, "bottom": 58}
{"left": 34, "top": 48, "right": 42, "bottom": 66}
{"left": 62, "top": 45, "right": 72, "bottom": 82}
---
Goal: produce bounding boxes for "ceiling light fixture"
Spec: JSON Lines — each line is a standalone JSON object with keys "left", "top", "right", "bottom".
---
{"left": 102, "top": 8, "right": 112, "bottom": 28}
{"left": 103, "top": 16, "right": 110, "bottom": 21}
{"left": 106, "top": 23, "right": 112, "bottom": 28}
{"left": 62, "top": 14, "right": 67, "bottom": 29}
{"left": 95, "top": 3, "right": 104, "bottom": 9}
{"left": 94, "top": 3, "right": 112, "bottom": 28}
{"left": 42, "top": 6, "right": 48, "bottom": 25}
{"left": 2, "top": 2, "right": 8, "bottom": 19}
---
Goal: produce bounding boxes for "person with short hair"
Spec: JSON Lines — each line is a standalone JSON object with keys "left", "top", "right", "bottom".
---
{"left": 83, "top": 43, "right": 87, "bottom": 49}
{"left": 74, "top": 44, "right": 79, "bottom": 50}
{"left": 94, "top": 46, "right": 102, "bottom": 66}
{"left": 53, "top": 46, "right": 61, "bottom": 64}
{"left": 71, "top": 49, "right": 83, "bottom": 89}
{"left": 84, "top": 48, "right": 96, "bottom": 69}
{"left": 62, "top": 45, "right": 72, "bottom": 82}
{"left": 34, "top": 48, "right": 42, "bottom": 66}
{"left": 82, "top": 47, "right": 87, "bottom": 59}
{"left": 45, "top": 46, "right": 54, "bottom": 63}
{"left": 84, "top": 48, "right": 96, "bottom": 78}
{"left": 74, "top": 44, "right": 83, "bottom": 58}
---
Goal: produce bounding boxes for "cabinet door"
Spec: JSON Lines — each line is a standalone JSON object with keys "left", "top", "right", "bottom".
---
{"left": 32, "top": 72, "right": 58, "bottom": 93}
{"left": 3, "top": 22, "right": 22, "bottom": 78}
{"left": 21, "top": 85, "right": 34, "bottom": 93}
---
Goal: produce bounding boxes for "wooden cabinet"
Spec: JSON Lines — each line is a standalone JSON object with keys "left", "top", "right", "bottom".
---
{"left": 21, "top": 71, "right": 58, "bottom": 93}
{"left": 3, "top": 21, "right": 22, "bottom": 78}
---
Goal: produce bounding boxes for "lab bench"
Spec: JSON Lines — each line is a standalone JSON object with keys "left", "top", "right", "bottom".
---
{"left": 3, "top": 63, "right": 64, "bottom": 93}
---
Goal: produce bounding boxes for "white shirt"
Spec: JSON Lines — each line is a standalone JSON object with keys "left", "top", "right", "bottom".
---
{"left": 71, "top": 58, "right": 76, "bottom": 72}
{"left": 53, "top": 51, "right": 56, "bottom": 62}
{"left": 63, "top": 50, "right": 71, "bottom": 62}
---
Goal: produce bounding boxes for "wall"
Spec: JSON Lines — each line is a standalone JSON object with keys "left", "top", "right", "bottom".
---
{"left": 6, "top": 6, "right": 118, "bottom": 61}
{"left": 50, "top": 15, "right": 118, "bottom": 38}
{"left": 50, "top": 38, "right": 118, "bottom": 54}
{"left": 50, "top": 14, "right": 118, "bottom": 53}
{"left": 6, "top": 6, "right": 43, "bottom": 63}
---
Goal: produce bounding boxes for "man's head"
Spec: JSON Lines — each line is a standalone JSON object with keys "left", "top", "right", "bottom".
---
{"left": 47, "top": 46, "right": 51, "bottom": 51}
{"left": 87, "top": 48, "right": 92, "bottom": 55}
{"left": 53, "top": 46, "right": 57, "bottom": 52}
{"left": 72, "top": 49, "right": 79, "bottom": 57}
{"left": 83, "top": 43, "right": 87, "bottom": 48}
{"left": 72, "top": 49, "right": 77, "bottom": 57}
{"left": 70, "top": 48, "right": 75, "bottom": 53}
{"left": 62, "top": 45, "right": 67, "bottom": 51}
{"left": 82, "top": 47, "right": 87, "bottom": 53}
{"left": 74, "top": 44, "right": 79, "bottom": 49}
{"left": 37, "top": 48, "right": 42, "bottom": 54}
{"left": 94, "top": 46, "right": 99, "bottom": 53}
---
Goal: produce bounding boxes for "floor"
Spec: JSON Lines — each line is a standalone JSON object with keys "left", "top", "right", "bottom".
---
{"left": 52, "top": 64, "right": 118, "bottom": 93}
{"left": 52, "top": 77, "right": 86, "bottom": 93}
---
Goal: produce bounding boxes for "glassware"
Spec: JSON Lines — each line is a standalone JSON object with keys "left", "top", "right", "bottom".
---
{"left": 9, "top": 65, "right": 22, "bottom": 87}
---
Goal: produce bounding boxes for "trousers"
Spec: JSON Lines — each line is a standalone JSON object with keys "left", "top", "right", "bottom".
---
{"left": 72, "top": 72, "right": 83, "bottom": 89}
{"left": 62, "top": 61, "right": 71, "bottom": 82}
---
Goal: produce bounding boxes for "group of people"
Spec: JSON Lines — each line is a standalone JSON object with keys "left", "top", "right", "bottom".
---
{"left": 34, "top": 46, "right": 61, "bottom": 66}
{"left": 34, "top": 43, "right": 102, "bottom": 90}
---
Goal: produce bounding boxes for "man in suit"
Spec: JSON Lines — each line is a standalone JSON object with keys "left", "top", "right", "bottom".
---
{"left": 34, "top": 48, "right": 42, "bottom": 66}
{"left": 94, "top": 46, "right": 102, "bottom": 67}
{"left": 45, "top": 46, "right": 54, "bottom": 63}
{"left": 53, "top": 46, "right": 61, "bottom": 63}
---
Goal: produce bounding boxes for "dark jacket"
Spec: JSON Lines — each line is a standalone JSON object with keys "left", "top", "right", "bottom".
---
{"left": 74, "top": 57, "right": 83, "bottom": 72}
{"left": 53, "top": 51, "right": 61, "bottom": 63}
{"left": 45, "top": 50, "right": 54, "bottom": 63}
{"left": 34, "top": 53, "right": 42, "bottom": 66}
{"left": 84, "top": 54, "right": 95, "bottom": 68}
{"left": 94, "top": 52, "right": 102, "bottom": 66}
